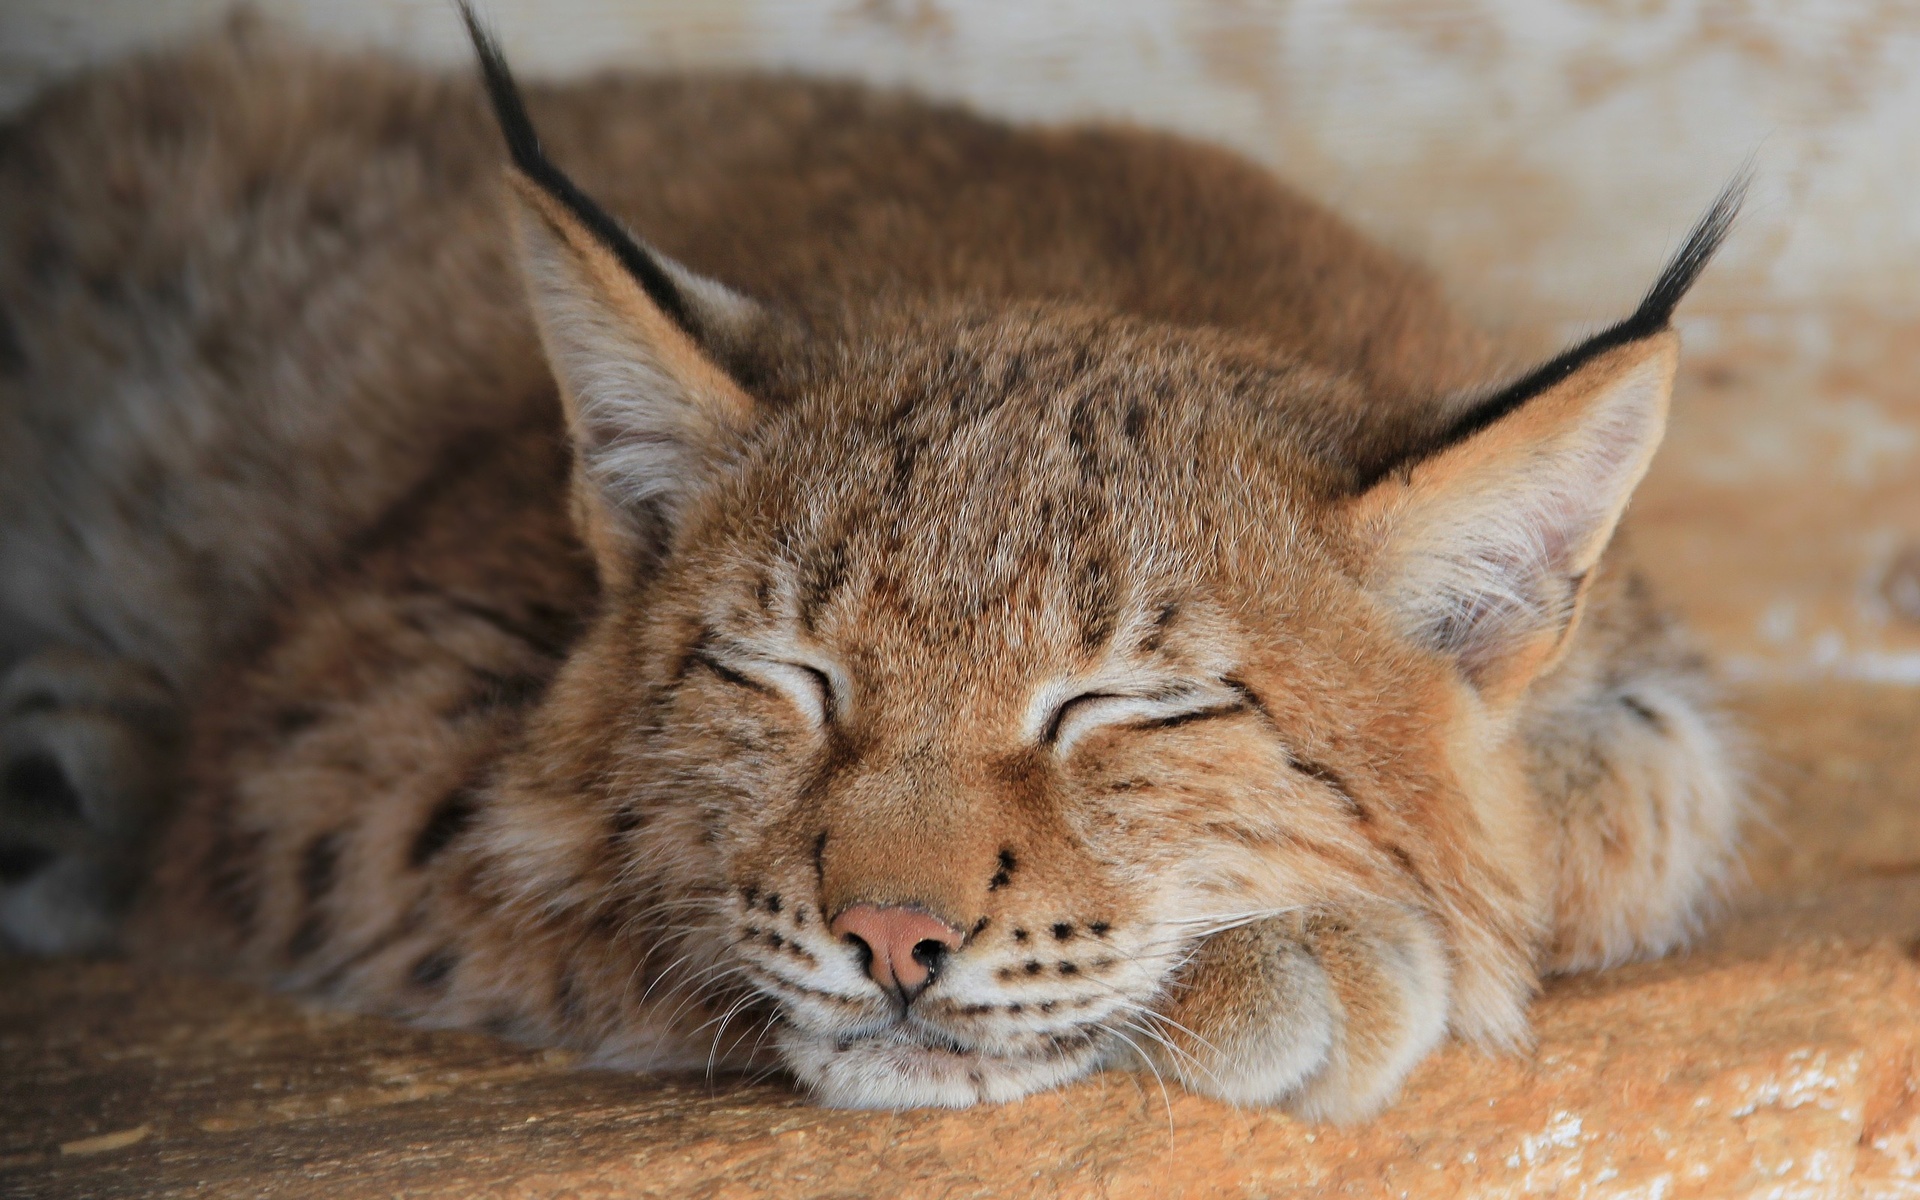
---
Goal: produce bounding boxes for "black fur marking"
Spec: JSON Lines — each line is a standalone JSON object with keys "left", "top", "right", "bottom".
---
{"left": 1221, "top": 676, "right": 1273, "bottom": 723}
{"left": 288, "top": 829, "right": 339, "bottom": 959}
{"left": 206, "top": 827, "right": 267, "bottom": 936}
{"left": 460, "top": 6, "right": 695, "bottom": 334}
{"left": 0, "top": 842, "right": 53, "bottom": 884}
{"left": 1051, "top": 922, "right": 1074, "bottom": 941}
{"left": 2, "top": 753, "right": 82, "bottom": 823}
{"left": 7, "top": 690, "right": 56, "bottom": 717}
{"left": 1128, "top": 702, "right": 1247, "bottom": 733}
{"left": 1067, "top": 397, "right": 1102, "bottom": 481}
{"left": 0, "top": 306, "right": 26, "bottom": 376}
{"left": 409, "top": 947, "right": 458, "bottom": 990}
{"left": 1620, "top": 694, "right": 1669, "bottom": 733}
{"left": 1138, "top": 601, "right": 1179, "bottom": 653}
{"left": 410, "top": 784, "right": 480, "bottom": 868}
{"left": 692, "top": 650, "right": 771, "bottom": 695}
{"left": 443, "top": 595, "right": 581, "bottom": 660}
{"left": 1388, "top": 845, "right": 1431, "bottom": 898}
{"left": 1088, "top": 921, "right": 1111, "bottom": 937}
{"left": 285, "top": 914, "right": 327, "bottom": 962}
{"left": 1362, "top": 174, "right": 1747, "bottom": 490}
{"left": 273, "top": 706, "right": 321, "bottom": 737}
{"left": 813, "top": 831, "right": 829, "bottom": 886}
{"left": 1077, "top": 557, "right": 1119, "bottom": 651}
{"left": 299, "top": 831, "right": 343, "bottom": 903}
{"left": 890, "top": 434, "right": 926, "bottom": 495}
{"left": 988, "top": 848, "right": 1016, "bottom": 891}
{"left": 1290, "top": 756, "right": 1366, "bottom": 820}
{"left": 309, "top": 905, "right": 426, "bottom": 994}
{"left": 798, "top": 541, "right": 850, "bottom": 632}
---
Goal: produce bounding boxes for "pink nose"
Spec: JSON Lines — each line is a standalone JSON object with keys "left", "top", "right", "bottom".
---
{"left": 830, "top": 904, "right": 964, "bottom": 1001}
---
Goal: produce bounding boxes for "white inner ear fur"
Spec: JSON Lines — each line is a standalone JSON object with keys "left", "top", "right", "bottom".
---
{"left": 1354, "top": 334, "right": 1678, "bottom": 691}
{"left": 507, "top": 176, "right": 754, "bottom": 527}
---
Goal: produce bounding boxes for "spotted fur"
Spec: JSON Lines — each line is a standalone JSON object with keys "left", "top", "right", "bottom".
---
{"left": 0, "top": 18, "right": 1744, "bottom": 1118}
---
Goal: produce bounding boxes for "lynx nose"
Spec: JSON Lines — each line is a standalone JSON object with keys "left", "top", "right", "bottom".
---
{"left": 830, "top": 903, "right": 964, "bottom": 1002}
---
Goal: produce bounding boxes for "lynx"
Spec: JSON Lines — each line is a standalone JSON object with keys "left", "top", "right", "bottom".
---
{"left": 0, "top": 11, "right": 1745, "bottom": 1117}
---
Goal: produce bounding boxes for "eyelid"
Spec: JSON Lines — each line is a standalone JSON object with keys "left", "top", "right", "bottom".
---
{"left": 1037, "top": 680, "right": 1241, "bottom": 754}
{"left": 700, "top": 649, "right": 842, "bottom": 726}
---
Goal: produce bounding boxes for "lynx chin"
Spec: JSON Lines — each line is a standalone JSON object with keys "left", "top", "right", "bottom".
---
{"left": 0, "top": 7, "right": 1746, "bottom": 1118}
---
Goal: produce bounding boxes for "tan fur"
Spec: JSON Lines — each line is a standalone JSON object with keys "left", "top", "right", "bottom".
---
{"left": 0, "top": 23, "right": 1744, "bottom": 1117}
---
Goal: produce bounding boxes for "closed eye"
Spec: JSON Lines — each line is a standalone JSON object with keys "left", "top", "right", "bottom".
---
{"left": 694, "top": 653, "right": 838, "bottom": 726}
{"left": 1038, "top": 684, "right": 1247, "bottom": 755}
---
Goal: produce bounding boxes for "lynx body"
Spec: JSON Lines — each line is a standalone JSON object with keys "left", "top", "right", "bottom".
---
{"left": 0, "top": 21, "right": 1743, "bottom": 1116}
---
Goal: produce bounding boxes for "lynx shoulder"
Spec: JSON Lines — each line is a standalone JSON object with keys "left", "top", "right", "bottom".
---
{"left": 0, "top": 13, "right": 1744, "bottom": 1116}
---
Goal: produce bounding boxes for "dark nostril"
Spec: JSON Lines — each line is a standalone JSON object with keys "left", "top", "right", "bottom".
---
{"left": 911, "top": 938, "right": 948, "bottom": 974}
{"left": 830, "top": 903, "right": 965, "bottom": 1000}
{"left": 843, "top": 931, "right": 875, "bottom": 973}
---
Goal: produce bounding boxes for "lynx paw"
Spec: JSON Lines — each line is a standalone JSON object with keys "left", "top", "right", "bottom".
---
{"left": 1138, "top": 903, "right": 1449, "bottom": 1121}
{"left": 0, "top": 650, "right": 181, "bottom": 954}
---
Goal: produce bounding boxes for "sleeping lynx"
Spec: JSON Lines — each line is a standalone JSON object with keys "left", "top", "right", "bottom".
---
{"left": 0, "top": 11, "right": 1745, "bottom": 1117}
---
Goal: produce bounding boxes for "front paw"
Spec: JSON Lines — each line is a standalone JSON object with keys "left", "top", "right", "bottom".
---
{"left": 0, "top": 650, "right": 181, "bottom": 954}
{"left": 1137, "top": 903, "right": 1450, "bottom": 1121}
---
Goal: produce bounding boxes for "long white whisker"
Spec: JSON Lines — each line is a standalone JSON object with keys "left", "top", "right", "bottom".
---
{"left": 1097, "top": 1019, "right": 1177, "bottom": 1144}
{"left": 703, "top": 991, "right": 763, "bottom": 1083}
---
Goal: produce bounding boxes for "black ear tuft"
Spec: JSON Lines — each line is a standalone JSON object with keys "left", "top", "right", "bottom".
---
{"left": 1624, "top": 169, "right": 1747, "bottom": 338}
{"left": 1366, "top": 170, "right": 1748, "bottom": 486}
{"left": 457, "top": 2, "right": 693, "bottom": 333}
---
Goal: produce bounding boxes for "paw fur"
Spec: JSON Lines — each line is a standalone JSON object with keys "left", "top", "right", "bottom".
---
{"left": 0, "top": 651, "right": 180, "bottom": 954}
{"left": 1141, "top": 905, "right": 1450, "bottom": 1120}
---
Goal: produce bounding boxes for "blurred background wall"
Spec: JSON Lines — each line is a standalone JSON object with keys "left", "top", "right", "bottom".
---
{"left": 4, "top": 0, "right": 1919, "bottom": 683}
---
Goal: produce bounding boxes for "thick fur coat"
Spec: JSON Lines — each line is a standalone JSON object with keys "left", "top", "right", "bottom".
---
{"left": 0, "top": 19, "right": 1743, "bottom": 1116}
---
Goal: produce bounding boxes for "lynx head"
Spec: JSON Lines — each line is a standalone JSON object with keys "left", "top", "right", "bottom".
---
{"left": 460, "top": 13, "right": 1737, "bottom": 1109}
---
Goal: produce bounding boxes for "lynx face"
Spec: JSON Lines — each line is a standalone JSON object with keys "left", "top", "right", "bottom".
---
{"left": 567, "top": 312, "right": 1486, "bottom": 1107}
{"left": 517, "top": 310, "right": 1442, "bottom": 1107}
{"left": 448, "top": 15, "right": 1739, "bottom": 1114}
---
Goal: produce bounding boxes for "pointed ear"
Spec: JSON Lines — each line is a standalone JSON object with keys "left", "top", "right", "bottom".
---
{"left": 506, "top": 175, "right": 759, "bottom": 580}
{"left": 1346, "top": 333, "right": 1677, "bottom": 703}
{"left": 1346, "top": 176, "right": 1742, "bottom": 704}
{"left": 463, "top": 6, "right": 769, "bottom": 585}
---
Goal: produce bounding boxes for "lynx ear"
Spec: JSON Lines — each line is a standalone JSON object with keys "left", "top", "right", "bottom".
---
{"left": 507, "top": 177, "right": 760, "bottom": 580}
{"left": 1348, "top": 335, "right": 1676, "bottom": 703}
{"left": 465, "top": 8, "right": 763, "bottom": 584}
{"left": 1346, "top": 180, "right": 1742, "bottom": 704}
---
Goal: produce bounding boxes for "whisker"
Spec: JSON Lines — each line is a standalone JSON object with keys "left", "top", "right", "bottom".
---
{"left": 1096, "top": 1019, "right": 1177, "bottom": 1144}
{"left": 702, "top": 991, "right": 764, "bottom": 1084}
